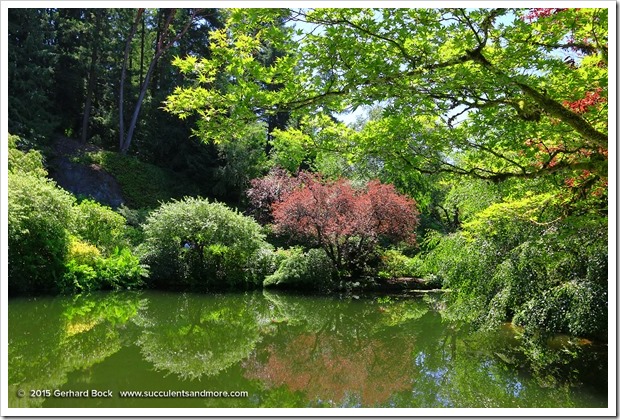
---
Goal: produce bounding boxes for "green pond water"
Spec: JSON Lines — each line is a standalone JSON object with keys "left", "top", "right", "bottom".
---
{"left": 8, "top": 290, "right": 607, "bottom": 408}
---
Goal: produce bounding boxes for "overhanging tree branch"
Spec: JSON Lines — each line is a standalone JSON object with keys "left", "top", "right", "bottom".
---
{"left": 466, "top": 48, "right": 608, "bottom": 148}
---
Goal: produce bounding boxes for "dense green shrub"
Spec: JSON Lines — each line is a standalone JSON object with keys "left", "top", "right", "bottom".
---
{"left": 60, "top": 198, "right": 146, "bottom": 294}
{"left": 61, "top": 259, "right": 99, "bottom": 293}
{"left": 263, "top": 247, "right": 336, "bottom": 291}
{"left": 419, "top": 194, "right": 607, "bottom": 339}
{"left": 8, "top": 134, "right": 48, "bottom": 177}
{"left": 8, "top": 172, "right": 75, "bottom": 295}
{"left": 378, "top": 249, "right": 422, "bottom": 279}
{"left": 141, "top": 197, "right": 271, "bottom": 290}
{"left": 116, "top": 205, "right": 151, "bottom": 246}
{"left": 61, "top": 203, "right": 146, "bottom": 294}
{"left": 60, "top": 237, "right": 100, "bottom": 293}
{"left": 72, "top": 199, "right": 130, "bottom": 254}
{"left": 94, "top": 248, "right": 147, "bottom": 290}
{"left": 8, "top": 136, "right": 146, "bottom": 295}
{"left": 59, "top": 236, "right": 146, "bottom": 294}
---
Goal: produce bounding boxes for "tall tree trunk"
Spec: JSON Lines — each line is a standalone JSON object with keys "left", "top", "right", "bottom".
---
{"left": 151, "top": 10, "right": 164, "bottom": 94}
{"left": 81, "top": 10, "right": 103, "bottom": 143}
{"left": 139, "top": 12, "right": 145, "bottom": 86}
{"left": 121, "top": 52, "right": 160, "bottom": 154}
{"left": 119, "top": 8, "right": 144, "bottom": 150}
{"left": 120, "top": 9, "right": 201, "bottom": 155}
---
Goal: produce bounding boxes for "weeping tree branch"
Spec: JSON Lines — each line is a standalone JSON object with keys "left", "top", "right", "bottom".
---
{"left": 387, "top": 139, "right": 606, "bottom": 183}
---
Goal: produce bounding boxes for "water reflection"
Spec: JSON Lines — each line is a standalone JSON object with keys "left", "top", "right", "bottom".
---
{"left": 134, "top": 292, "right": 265, "bottom": 380}
{"left": 244, "top": 292, "right": 426, "bottom": 406}
{"left": 8, "top": 290, "right": 607, "bottom": 408}
{"left": 8, "top": 292, "right": 144, "bottom": 407}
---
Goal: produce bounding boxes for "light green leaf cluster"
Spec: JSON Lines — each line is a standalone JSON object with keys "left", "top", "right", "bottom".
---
{"left": 463, "top": 192, "right": 556, "bottom": 238}
{"left": 163, "top": 7, "right": 608, "bottom": 194}
{"left": 140, "top": 197, "right": 272, "bottom": 288}
{"left": 72, "top": 199, "right": 130, "bottom": 255}
{"left": 270, "top": 127, "right": 312, "bottom": 172}
{"left": 8, "top": 134, "right": 48, "bottom": 177}
{"left": 165, "top": 9, "right": 303, "bottom": 144}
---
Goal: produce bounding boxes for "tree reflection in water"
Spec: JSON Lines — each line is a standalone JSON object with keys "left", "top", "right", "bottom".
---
{"left": 8, "top": 292, "right": 144, "bottom": 407}
{"left": 134, "top": 292, "right": 265, "bottom": 380}
{"left": 7, "top": 290, "right": 607, "bottom": 408}
{"left": 244, "top": 292, "right": 428, "bottom": 407}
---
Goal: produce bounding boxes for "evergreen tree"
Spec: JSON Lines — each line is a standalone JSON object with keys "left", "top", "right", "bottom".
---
{"left": 8, "top": 8, "right": 58, "bottom": 141}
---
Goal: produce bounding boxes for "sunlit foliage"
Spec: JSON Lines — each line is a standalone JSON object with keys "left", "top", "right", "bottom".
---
{"left": 140, "top": 197, "right": 272, "bottom": 289}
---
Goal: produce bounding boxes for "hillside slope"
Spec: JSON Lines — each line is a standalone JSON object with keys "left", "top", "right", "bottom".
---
{"left": 47, "top": 137, "right": 201, "bottom": 209}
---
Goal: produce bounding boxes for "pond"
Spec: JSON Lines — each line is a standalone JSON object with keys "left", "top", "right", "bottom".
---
{"left": 8, "top": 290, "right": 607, "bottom": 409}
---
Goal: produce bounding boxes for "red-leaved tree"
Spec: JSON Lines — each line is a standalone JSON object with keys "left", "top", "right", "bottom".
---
{"left": 270, "top": 175, "right": 419, "bottom": 276}
{"left": 246, "top": 167, "right": 301, "bottom": 224}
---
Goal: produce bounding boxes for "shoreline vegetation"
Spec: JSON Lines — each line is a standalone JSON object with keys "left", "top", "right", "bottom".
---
{"left": 8, "top": 134, "right": 606, "bottom": 346}
{"left": 8, "top": 7, "right": 608, "bottom": 349}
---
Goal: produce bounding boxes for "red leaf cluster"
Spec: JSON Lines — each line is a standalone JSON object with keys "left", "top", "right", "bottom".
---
{"left": 523, "top": 138, "right": 607, "bottom": 178}
{"left": 564, "top": 170, "right": 607, "bottom": 198}
{"left": 272, "top": 177, "right": 419, "bottom": 248}
{"left": 248, "top": 170, "right": 419, "bottom": 273}
{"left": 563, "top": 88, "right": 606, "bottom": 114}
{"left": 522, "top": 8, "right": 568, "bottom": 22}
